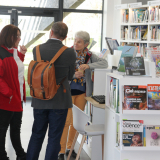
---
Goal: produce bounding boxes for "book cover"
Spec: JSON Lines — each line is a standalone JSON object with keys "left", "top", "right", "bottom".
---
{"left": 116, "top": 122, "right": 120, "bottom": 146}
{"left": 117, "top": 46, "right": 138, "bottom": 72}
{"left": 124, "top": 57, "right": 146, "bottom": 76}
{"left": 122, "top": 120, "right": 143, "bottom": 147}
{"left": 146, "top": 125, "right": 160, "bottom": 146}
{"left": 123, "top": 85, "right": 147, "bottom": 110}
{"left": 147, "top": 84, "right": 160, "bottom": 110}
{"left": 147, "top": 47, "right": 160, "bottom": 76}
{"left": 99, "top": 49, "right": 109, "bottom": 59}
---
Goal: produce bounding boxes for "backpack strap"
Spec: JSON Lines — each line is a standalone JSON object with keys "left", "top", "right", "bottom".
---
{"left": 36, "top": 45, "right": 41, "bottom": 62}
{"left": 50, "top": 46, "right": 68, "bottom": 64}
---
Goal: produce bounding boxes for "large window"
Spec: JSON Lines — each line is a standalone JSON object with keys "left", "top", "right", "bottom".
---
{"left": 63, "top": 12, "right": 102, "bottom": 52}
{"left": 0, "top": 0, "right": 103, "bottom": 97}
{"left": 64, "top": 0, "right": 102, "bottom": 10}
{"left": 0, "top": 0, "right": 59, "bottom": 8}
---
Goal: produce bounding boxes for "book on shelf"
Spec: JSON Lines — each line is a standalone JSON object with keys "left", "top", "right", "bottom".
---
{"left": 124, "top": 57, "right": 146, "bottom": 76}
{"left": 147, "top": 84, "right": 160, "bottom": 110}
{"left": 132, "top": 9, "right": 148, "bottom": 23}
{"left": 117, "top": 46, "right": 138, "bottom": 72}
{"left": 122, "top": 9, "right": 129, "bottom": 23}
{"left": 116, "top": 122, "right": 120, "bottom": 147}
{"left": 109, "top": 78, "right": 119, "bottom": 112}
{"left": 147, "top": 47, "right": 160, "bottom": 76}
{"left": 145, "top": 125, "right": 160, "bottom": 146}
{"left": 149, "top": 6, "right": 159, "bottom": 22}
{"left": 99, "top": 48, "right": 109, "bottom": 59}
{"left": 150, "top": 25, "right": 160, "bottom": 41}
{"left": 122, "top": 120, "right": 144, "bottom": 147}
{"left": 123, "top": 85, "right": 147, "bottom": 110}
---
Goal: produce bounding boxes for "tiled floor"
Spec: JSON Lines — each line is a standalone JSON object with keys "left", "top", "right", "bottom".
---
{"left": 5, "top": 100, "right": 90, "bottom": 160}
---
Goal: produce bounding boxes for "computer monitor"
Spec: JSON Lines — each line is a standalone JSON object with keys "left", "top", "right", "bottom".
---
{"left": 105, "top": 37, "right": 119, "bottom": 55}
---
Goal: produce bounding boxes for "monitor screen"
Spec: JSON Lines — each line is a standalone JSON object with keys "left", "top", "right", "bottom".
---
{"left": 105, "top": 37, "right": 119, "bottom": 55}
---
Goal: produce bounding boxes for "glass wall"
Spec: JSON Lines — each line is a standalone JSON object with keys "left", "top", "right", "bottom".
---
{"left": 0, "top": 0, "right": 59, "bottom": 8}
{"left": 63, "top": 12, "right": 102, "bottom": 52}
{"left": 18, "top": 16, "right": 52, "bottom": 97}
{"left": 64, "top": 0, "right": 102, "bottom": 10}
{"left": 0, "top": 0, "right": 103, "bottom": 97}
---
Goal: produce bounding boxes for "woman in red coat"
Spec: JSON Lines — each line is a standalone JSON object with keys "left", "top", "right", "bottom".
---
{"left": 0, "top": 24, "right": 27, "bottom": 160}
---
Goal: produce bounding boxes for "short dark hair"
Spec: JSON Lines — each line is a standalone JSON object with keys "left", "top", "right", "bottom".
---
{"left": 0, "top": 24, "right": 21, "bottom": 48}
{"left": 51, "top": 21, "right": 68, "bottom": 40}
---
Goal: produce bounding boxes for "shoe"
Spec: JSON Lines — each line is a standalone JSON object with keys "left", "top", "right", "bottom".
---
{"left": 58, "top": 154, "right": 64, "bottom": 160}
{"left": 66, "top": 149, "right": 77, "bottom": 158}
{"left": 1, "top": 157, "right": 9, "bottom": 160}
{"left": 16, "top": 153, "right": 26, "bottom": 160}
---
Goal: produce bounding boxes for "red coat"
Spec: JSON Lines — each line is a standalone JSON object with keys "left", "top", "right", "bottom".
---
{"left": 0, "top": 46, "right": 26, "bottom": 112}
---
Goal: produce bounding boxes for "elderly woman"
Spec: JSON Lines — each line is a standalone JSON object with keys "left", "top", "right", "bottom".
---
{"left": 58, "top": 31, "right": 108, "bottom": 160}
{"left": 0, "top": 24, "right": 27, "bottom": 160}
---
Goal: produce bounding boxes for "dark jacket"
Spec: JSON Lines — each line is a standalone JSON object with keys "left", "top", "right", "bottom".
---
{"left": 31, "top": 39, "right": 76, "bottom": 109}
{"left": 0, "top": 46, "right": 26, "bottom": 112}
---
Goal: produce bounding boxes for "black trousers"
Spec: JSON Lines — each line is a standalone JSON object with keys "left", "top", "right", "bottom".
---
{"left": 0, "top": 105, "right": 25, "bottom": 159}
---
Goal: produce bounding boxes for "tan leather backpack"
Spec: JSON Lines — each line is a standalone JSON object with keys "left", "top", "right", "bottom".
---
{"left": 27, "top": 45, "right": 67, "bottom": 100}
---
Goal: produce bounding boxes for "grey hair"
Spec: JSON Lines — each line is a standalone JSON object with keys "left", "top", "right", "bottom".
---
{"left": 75, "top": 31, "right": 90, "bottom": 44}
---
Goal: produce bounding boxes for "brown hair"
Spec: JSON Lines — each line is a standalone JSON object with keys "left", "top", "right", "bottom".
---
{"left": 51, "top": 21, "right": 68, "bottom": 40}
{"left": 0, "top": 24, "right": 21, "bottom": 48}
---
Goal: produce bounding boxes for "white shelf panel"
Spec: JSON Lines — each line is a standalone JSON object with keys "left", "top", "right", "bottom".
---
{"left": 128, "top": 23, "right": 148, "bottom": 26}
{"left": 122, "top": 146, "right": 160, "bottom": 151}
{"left": 120, "top": 40, "right": 147, "bottom": 43}
{"left": 115, "top": 146, "right": 120, "bottom": 153}
{"left": 123, "top": 110, "right": 160, "bottom": 115}
{"left": 121, "top": 23, "right": 128, "bottom": 26}
{"left": 149, "top": 22, "right": 160, "bottom": 25}
{"left": 106, "top": 105, "right": 116, "bottom": 114}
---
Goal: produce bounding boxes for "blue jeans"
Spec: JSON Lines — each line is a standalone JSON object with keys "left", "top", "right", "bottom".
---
{"left": 26, "top": 109, "right": 68, "bottom": 160}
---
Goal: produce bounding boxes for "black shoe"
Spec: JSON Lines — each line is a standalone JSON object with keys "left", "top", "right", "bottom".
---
{"left": 58, "top": 154, "right": 64, "bottom": 160}
{"left": 1, "top": 157, "right": 9, "bottom": 160}
{"left": 16, "top": 153, "right": 26, "bottom": 160}
{"left": 66, "top": 149, "right": 77, "bottom": 158}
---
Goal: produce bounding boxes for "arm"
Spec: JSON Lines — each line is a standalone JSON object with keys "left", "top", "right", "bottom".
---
{"left": 18, "top": 45, "right": 27, "bottom": 62}
{"left": 0, "top": 59, "right": 13, "bottom": 97}
{"left": 88, "top": 53, "right": 108, "bottom": 69}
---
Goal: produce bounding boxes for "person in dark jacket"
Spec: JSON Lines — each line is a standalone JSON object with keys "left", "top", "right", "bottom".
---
{"left": 0, "top": 24, "right": 27, "bottom": 160}
{"left": 26, "top": 22, "right": 76, "bottom": 160}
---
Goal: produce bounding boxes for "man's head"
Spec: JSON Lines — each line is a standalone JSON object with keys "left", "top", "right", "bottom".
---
{"left": 50, "top": 21, "right": 68, "bottom": 41}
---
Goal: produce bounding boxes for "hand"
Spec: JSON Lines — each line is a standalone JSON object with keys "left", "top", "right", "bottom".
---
{"left": 20, "top": 45, "right": 27, "bottom": 55}
{"left": 79, "top": 64, "right": 90, "bottom": 71}
{"left": 75, "top": 71, "right": 84, "bottom": 79}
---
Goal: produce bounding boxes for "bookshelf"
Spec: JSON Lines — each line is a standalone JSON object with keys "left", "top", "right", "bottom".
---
{"left": 104, "top": 72, "right": 160, "bottom": 160}
{"left": 118, "top": 2, "right": 160, "bottom": 58}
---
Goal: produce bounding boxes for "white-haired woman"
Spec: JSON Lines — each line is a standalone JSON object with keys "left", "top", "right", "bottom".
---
{"left": 58, "top": 31, "right": 108, "bottom": 160}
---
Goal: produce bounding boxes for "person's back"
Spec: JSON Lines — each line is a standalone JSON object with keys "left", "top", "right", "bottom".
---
{"left": 26, "top": 21, "right": 76, "bottom": 160}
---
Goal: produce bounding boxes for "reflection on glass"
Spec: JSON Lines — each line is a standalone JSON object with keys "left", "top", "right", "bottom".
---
{"left": 18, "top": 16, "right": 53, "bottom": 96}
{"left": 0, "top": 15, "right": 10, "bottom": 31}
{"left": 0, "top": 0, "right": 59, "bottom": 8}
{"left": 64, "top": 0, "right": 102, "bottom": 10}
{"left": 63, "top": 12, "right": 102, "bottom": 52}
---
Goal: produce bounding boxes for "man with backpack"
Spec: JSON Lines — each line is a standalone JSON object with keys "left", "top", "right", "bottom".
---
{"left": 26, "top": 21, "right": 76, "bottom": 160}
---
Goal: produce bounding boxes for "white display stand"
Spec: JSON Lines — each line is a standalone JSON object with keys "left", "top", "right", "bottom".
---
{"left": 77, "top": 68, "right": 111, "bottom": 159}
{"left": 104, "top": 72, "right": 160, "bottom": 160}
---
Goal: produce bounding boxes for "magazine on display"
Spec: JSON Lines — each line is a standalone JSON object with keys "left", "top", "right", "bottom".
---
{"left": 145, "top": 125, "right": 160, "bottom": 147}
{"left": 117, "top": 46, "right": 138, "bottom": 72}
{"left": 124, "top": 57, "right": 145, "bottom": 76}
{"left": 122, "top": 120, "right": 144, "bottom": 147}
{"left": 147, "top": 84, "right": 160, "bottom": 110}
{"left": 123, "top": 85, "right": 147, "bottom": 110}
{"left": 146, "top": 47, "right": 160, "bottom": 77}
